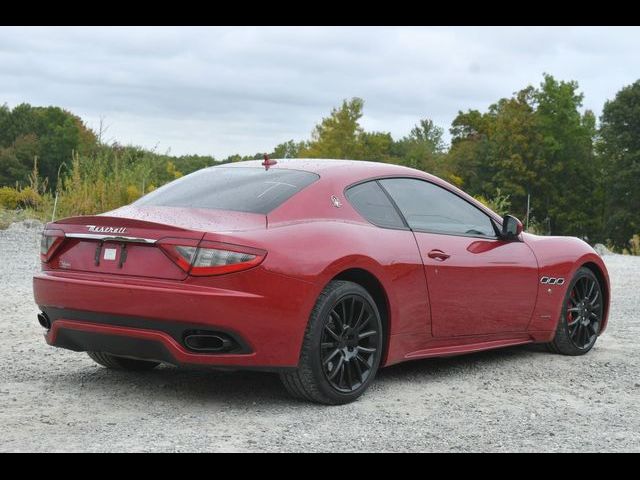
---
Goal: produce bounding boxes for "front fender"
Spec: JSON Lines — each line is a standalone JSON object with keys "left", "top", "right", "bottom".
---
{"left": 524, "top": 233, "right": 611, "bottom": 335}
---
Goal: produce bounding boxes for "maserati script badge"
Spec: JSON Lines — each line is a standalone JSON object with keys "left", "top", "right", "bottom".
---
{"left": 86, "top": 225, "right": 127, "bottom": 234}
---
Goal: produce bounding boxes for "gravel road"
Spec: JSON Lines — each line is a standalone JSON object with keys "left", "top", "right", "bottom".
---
{"left": 1, "top": 221, "right": 638, "bottom": 452}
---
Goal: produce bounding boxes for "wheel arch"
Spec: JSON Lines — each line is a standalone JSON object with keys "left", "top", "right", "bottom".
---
{"left": 331, "top": 268, "right": 392, "bottom": 365}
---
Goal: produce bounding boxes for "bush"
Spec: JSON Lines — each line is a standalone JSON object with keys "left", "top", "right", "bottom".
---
{"left": 626, "top": 234, "right": 640, "bottom": 256}
{"left": 0, "top": 186, "right": 42, "bottom": 209}
{"left": 17, "top": 186, "right": 42, "bottom": 208}
{"left": 0, "top": 187, "right": 20, "bottom": 209}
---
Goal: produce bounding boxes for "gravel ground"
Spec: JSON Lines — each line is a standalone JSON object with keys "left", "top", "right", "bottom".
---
{"left": 1, "top": 221, "right": 638, "bottom": 452}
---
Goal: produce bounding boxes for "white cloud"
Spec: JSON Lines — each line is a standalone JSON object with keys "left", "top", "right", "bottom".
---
{"left": 1, "top": 26, "right": 639, "bottom": 157}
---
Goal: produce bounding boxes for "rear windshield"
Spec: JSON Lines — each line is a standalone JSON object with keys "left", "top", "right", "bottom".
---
{"left": 134, "top": 167, "right": 319, "bottom": 214}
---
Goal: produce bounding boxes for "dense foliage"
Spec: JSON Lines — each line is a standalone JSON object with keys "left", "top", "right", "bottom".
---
{"left": 1, "top": 74, "right": 639, "bottom": 252}
{"left": 597, "top": 80, "right": 640, "bottom": 249}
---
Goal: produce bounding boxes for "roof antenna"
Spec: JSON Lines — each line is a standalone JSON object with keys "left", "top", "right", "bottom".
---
{"left": 262, "top": 153, "right": 277, "bottom": 170}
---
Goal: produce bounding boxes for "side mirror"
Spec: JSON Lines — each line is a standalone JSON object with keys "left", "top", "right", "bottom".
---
{"left": 502, "top": 214, "right": 523, "bottom": 239}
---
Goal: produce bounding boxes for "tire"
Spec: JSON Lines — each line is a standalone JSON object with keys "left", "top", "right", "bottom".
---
{"left": 87, "top": 352, "right": 160, "bottom": 371}
{"left": 280, "top": 280, "right": 384, "bottom": 405}
{"left": 547, "top": 267, "right": 604, "bottom": 356}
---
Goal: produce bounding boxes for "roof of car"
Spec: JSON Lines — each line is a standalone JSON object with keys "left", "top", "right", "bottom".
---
{"left": 221, "top": 158, "right": 423, "bottom": 178}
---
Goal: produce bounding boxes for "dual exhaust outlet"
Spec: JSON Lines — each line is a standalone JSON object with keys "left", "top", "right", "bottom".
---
{"left": 37, "top": 312, "right": 51, "bottom": 330}
{"left": 183, "top": 332, "right": 233, "bottom": 353}
{"left": 37, "top": 312, "right": 235, "bottom": 354}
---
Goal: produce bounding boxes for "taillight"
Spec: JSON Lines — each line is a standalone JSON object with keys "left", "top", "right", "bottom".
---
{"left": 40, "top": 229, "right": 65, "bottom": 262}
{"left": 159, "top": 240, "right": 266, "bottom": 276}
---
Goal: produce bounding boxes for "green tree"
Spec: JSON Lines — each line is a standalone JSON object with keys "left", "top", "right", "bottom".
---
{"left": 393, "top": 119, "right": 446, "bottom": 172}
{"left": 598, "top": 80, "right": 640, "bottom": 249}
{"left": 533, "top": 75, "right": 597, "bottom": 237}
{"left": 299, "top": 98, "right": 365, "bottom": 159}
{"left": 272, "top": 140, "right": 305, "bottom": 158}
{"left": 0, "top": 103, "right": 97, "bottom": 189}
{"left": 447, "top": 75, "right": 597, "bottom": 237}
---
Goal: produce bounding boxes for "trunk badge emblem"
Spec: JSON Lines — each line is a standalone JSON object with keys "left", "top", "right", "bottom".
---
{"left": 86, "top": 225, "right": 127, "bottom": 234}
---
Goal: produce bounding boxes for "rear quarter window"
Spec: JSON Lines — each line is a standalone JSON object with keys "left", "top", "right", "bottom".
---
{"left": 345, "top": 181, "right": 406, "bottom": 229}
{"left": 135, "top": 167, "right": 319, "bottom": 215}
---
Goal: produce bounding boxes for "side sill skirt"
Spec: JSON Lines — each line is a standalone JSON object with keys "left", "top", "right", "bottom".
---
{"left": 404, "top": 338, "right": 534, "bottom": 360}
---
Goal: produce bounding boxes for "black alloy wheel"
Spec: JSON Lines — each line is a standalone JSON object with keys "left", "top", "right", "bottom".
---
{"left": 565, "top": 275, "right": 603, "bottom": 350}
{"left": 280, "top": 280, "right": 384, "bottom": 405}
{"left": 321, "top": 295, "right": 379, "bottom": 393}
{"left": 548, "top": 267, "right": 604, "bottom": 355}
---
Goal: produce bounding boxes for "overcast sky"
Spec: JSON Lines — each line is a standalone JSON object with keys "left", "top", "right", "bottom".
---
{"left": 1, "top": 26, "right": 639, "bottom": 158}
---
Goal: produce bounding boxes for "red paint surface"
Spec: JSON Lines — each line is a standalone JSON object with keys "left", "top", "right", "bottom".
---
{"left": 33, "top": 159, "right": 611, "bottom": 369}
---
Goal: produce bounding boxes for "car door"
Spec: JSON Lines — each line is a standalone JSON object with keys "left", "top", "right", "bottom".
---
{"left": 379, "top": 178, "right": 538, "bottom": 337}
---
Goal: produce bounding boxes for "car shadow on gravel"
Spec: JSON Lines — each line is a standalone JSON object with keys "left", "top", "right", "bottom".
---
{"left": 55, "top": 344, "right": 549, "bottom": 406}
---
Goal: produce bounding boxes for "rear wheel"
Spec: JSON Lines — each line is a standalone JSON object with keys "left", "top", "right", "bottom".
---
{"left": 280, "top": 280, "right": 383, "bottom": 405}
{"left": 87, "top": 352, "right": 160, "bottom": 371}
{"left": 547, "top": 267, "right": 603, "bottom": 355}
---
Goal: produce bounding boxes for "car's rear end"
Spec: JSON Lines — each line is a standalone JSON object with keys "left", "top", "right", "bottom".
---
{"left": 33, "top": 165, "right": 321, "bottom": 370}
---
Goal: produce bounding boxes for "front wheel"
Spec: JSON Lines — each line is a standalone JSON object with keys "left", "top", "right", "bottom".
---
{"left": 547, "top": 267, "right": 604, "bottom": 355}
{"left": 280, "top": 280, "right": 383, "bottom": 405}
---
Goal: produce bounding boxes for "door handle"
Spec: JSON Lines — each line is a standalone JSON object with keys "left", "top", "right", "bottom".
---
{"left": 427, "top": 249, "right": 450, "bottom": 261}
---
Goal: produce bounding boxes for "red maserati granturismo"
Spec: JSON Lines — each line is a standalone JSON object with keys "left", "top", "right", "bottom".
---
{"left": 33, "top": 159, "right": 610, "bottom": 404}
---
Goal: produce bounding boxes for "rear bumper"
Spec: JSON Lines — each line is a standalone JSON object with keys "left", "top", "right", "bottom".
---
{"left": 33, "top": 268, "right": 318, "bottom": 369}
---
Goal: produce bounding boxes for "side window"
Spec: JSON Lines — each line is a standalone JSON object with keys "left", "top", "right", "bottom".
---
{"left": 379, "top": 178, "right": 496, "bottom": 237}
{"left": 345, "top": 181, "right": 406, "bottom": 229}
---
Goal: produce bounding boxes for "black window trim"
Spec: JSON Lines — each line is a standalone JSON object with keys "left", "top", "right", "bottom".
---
{"left": 345, "top": 175, "right": 503, "bottom": 240}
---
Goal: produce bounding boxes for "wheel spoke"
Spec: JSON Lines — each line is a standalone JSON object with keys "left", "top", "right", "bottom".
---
{"left": 580, "top": 324, "right": 589, "bottom": 347}
{"left": 341, "top": 301, "right": 348, "bottom": 328}
{"left": 330, "top": 310, "right": 344, "bottom": 332}
{"left": 325, "top": 325, "right": 341, "bottom": 342}
{"left": 358, "top": 330, "right": 377, "bottom": 340}
{"left": 357, "top": 345, "right": 376, "bottom": 354}
{"left": 340, "top": 362, "right": 348, "bottom": 388}
{"left": 570, "top": 322, "right": 580, "bottom": 339}
{"left": 352, "top": 301, "right": 366, "bottom": 331}
{"left": 345, "top": 361, "right": 353, "bottom": 390}
{"left": 321, "top": 342, "right": 337, "bottom": 349}
{"left": 575, "top": 324, "right": 584, "bottom": 345}
{"left": 355, "top": 314, "right": 371, "bottom": 332}
{"left": 353, "top": 355, "right": 363, "bottom": 382}
{"left": 323, "top": 348, "right": 340, "bottom": 365}
{"left": 356, "top": 353, "right": 369, "bottom": 369}
{"left": 327, "top": 355, "right": 345, "bottom": 380}
{"left": 586, "top": 280, "right": 595, "bottom": 300}
{"left": 581, "top": 278, "right": 589, "bottom": 299}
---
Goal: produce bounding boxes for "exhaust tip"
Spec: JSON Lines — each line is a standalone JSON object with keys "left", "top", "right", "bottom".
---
{"left": 37, "top": 312, "right": 51, "bottom": 330}
{"left": 184, "top": 334, "right": 231, "bottom": 353}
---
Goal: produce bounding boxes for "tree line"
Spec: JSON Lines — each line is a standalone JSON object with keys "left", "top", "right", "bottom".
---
{"left": 0, "top": 74, "right": 638, "bottom": 252}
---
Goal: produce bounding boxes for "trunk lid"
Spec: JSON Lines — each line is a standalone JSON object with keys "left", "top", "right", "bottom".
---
{"left": 45, "top": 206, "right": 266, "bottom": 280}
